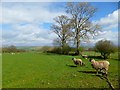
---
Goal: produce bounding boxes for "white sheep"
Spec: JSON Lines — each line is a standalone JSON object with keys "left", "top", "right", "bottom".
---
{"left": 11, "top": 53, "right": 15, "bottom": 55}
{"left": 72, "top": 58, "right": 85, "bottom": 66}
{"left": 82, "top": 55, "right": 88, "bottom": 59}
{"left": 89, "top": 58, "right": 110, "bottom": 75}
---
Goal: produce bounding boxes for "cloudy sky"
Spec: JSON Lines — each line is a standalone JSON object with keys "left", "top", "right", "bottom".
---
{"left": 0, "top": 1, "right": 119, "bottom": 46}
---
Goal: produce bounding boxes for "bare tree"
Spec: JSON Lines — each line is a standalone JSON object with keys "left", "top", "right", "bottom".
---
{"left": 53, "top": 38, "right": 61, "bottom": 47}
{"left": 66, "top": 2, "right": 101, "bottom": 55}
{"left": 51, "top": 15, "right": 72, "bottom": 53}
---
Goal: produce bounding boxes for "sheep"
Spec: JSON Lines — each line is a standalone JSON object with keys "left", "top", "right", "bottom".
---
{"left": 72, "top": 58, "right": 85, "bottom": 66}
{"left": 82, "top": 55, "right": 88, "bottom": 59}
{"left": 11, "top": 53, "right": 15, "bottom": 55}
{"left": 89, "top": 58, "right": 110, "bottom": 75}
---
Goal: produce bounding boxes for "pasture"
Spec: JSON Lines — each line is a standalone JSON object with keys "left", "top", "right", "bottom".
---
{"left": 2, "top": 52, "right": 119, "bottom": 88}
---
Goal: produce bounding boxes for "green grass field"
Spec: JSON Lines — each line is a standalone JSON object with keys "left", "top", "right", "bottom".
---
{"left": 2, "top": 52, "right": 119, "bottom": 88}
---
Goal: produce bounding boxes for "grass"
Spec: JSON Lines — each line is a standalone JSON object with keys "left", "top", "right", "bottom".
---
{"left": 0, "top": 54, "right": 2, "bottom": 89}
{"left": 2, "top": 52, "right": 119, "bottom": 88}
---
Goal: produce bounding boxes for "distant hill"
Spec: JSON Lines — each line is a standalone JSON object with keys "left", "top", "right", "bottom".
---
{"left": 16, "top": 46, "right": 43, "bottom": 51}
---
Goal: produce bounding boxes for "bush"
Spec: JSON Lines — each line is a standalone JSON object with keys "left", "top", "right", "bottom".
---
{"left": 95, "top": 40, "right": 117, "bottom": 59}
{"left": 51, "top": 47, "right": 62, "bottom": 54}
{"left": 62, "top": 45, "right": 71, "bottom": 55}
{"left": 40, "top": 46, "right": 52, "bottom": 53}
{"left": 2, "top": 45, "right": 26, "bottom": 53}
{"left": 49, "top": 45, "right": 71, "bottom": 55}
{"left": 41, "top": 45, "right": 76, "bottom": 55}
{"left": 79, "top": 47, "right": 85, "bottom": 52}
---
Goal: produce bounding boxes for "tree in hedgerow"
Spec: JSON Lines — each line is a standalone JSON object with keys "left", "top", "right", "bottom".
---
{"left": 95, "top": 40, "right": 117, "bottom": 59}
{"left": 66, "top": 2, "right": 101, "bottom": 55}
{"left": 51, "top": 15, "right": 73, "bottom": 54}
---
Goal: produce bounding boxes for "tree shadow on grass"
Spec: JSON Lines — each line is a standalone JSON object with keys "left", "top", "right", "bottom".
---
{"left": 94, "top": 74, "right": 114, "bottom": 89}
{"left": 88, "top": 56, "right": 103, "bottom": 59}
{"left": 78, "top": 70, "right": 103, "bottom": 74}
{"left": 96, "top": 74, "right": 105, "bottom": 80}
{"left": 78, "top": 70, "right": 96, "bottom": 74}
{"left": 78, "top": 70, "right": 114, "bottom": 89}
{"left": 109, "top": 58, "right": 119, "bottom": 61}
{"left": 66, "top": 64, "right": 85, "bottom": 68}
{"left": 66, "top": 64, "right": 77, "bottom": 67}
{"left": 78, "top": 70, "right": 107, "bottom": 80}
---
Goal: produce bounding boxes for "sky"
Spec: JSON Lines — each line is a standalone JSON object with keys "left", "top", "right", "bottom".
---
{"left": 0, "top": 1, "right": 119, "bottom": 47}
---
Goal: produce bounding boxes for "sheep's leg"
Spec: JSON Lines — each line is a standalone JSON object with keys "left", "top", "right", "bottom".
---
{"left": 80, "top": 62, "right": 82, "bottom": 66}
{"left": 96, "top": 69, "right": 99, "bottom": 75}
{"left": 103, "top": 69, "right": 107, "bottom": 74}
{"left": 102, "top": 69, "right": 108, "bottom": 77}
{"left": 100, "top": 69, "right": 103, "bottom": 73}
{"left": 79, "top": 62, "right": 81, "bottom": 66}
{"left": 105, "top": 70, "right": 108, "bottom": 75}
{"left": 105, "top": 68, "right": 109, "bottom": 75}
{"left": 80, "top": 62, "right": 81, "bottom": 66}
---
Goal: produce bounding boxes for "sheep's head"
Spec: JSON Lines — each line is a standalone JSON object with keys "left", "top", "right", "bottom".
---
{"left": 91, "top": 59, "right": 95, "bottom": 63}
{"left": 82, "top": 62, "right": 85, "bottom": 66}
{"left": 89, "top": 58, "right": 92, "bottom": 62}
{"left": 89, "top": 58, "right": 95, "bottom": 63}
{"left": 72, "top": 58, "right": 75, "bottom": 60}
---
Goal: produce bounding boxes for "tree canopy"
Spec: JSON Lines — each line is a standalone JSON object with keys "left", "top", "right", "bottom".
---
{"left": 66, "top": 2, "right": 101, "bottom": 55}
{"left": 95, "top": 40, "right": 117, "bottom": 59}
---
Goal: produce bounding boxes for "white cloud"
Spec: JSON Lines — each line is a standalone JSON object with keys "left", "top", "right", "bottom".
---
{"left": 103, "top": 24, "right": 118, "bottom": 31}
{"left": 88, "top": 9, "right": 119, "bottom": 46}
{"left": 94, "top": 31, "right": 118, "bottom": 44}
{"left": 94, "top": 9, "right": 119, "bottom": 26}
{"left": 89, "top": 31, "right": 118, "bottom": 46}
{"left": 1, "top": 3, "right": 64, "bottom": 46}
{"left": 1, "top": 3, "right": 66, "bottom": 24}
{"left": 82, "top": 30, "right": 118, "bottom": 47}
{"left": 2, "top": 24, "right": 58, "bottom": 46}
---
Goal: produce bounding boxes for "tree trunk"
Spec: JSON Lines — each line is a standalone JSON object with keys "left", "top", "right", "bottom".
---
{"left": 61, "top": 39, "right": 66, "bottom": 54}
{"left": 76, "top": 34, "right": 81, "bottom": 55}
{"left": 76, "top": 41, "right": 80, "bottom": 55}
{"left": 75, "top": 28, "right": 81, "bottom": 55}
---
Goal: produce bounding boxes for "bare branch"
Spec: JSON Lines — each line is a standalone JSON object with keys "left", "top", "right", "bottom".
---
{"left": 51, "top": 15, "right": 72, "bottom": 49}
{"left": 66, "top": 2, "right": 101, "bottom": 55}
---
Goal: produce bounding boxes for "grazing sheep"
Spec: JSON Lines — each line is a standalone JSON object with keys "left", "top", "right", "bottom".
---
{"left": 11, "top": 53, "right": 15, "bottom": 55}
{"left": 82, "top": 55, "right": 88, "bottom": 59}
{"left": 72, "top": 58, "right": 85, "bottom": 66}
{"left": 89, "top": 58, "right": 110, "bottom": 75}
{"left": 82, "top": 62, "right": 85, "bottom": 66}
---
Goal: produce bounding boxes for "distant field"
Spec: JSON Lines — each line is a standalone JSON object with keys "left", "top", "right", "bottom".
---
{"left": 16, "top": 46, "right": 43, "bottom": 51}
{"left": 2, "top": 52, "right": 119, "bottom": 88}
